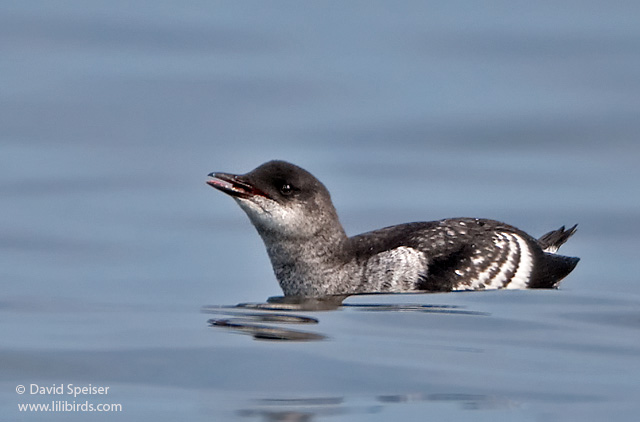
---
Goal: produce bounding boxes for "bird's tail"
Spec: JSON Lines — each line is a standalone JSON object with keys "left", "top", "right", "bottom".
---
{"left": 537, "top": 224, "right": 578, "bottom": 254}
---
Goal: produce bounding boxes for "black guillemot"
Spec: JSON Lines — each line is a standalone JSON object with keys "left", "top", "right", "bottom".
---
{"left": 207, "top": 160, "right": 579, "bottom": 297}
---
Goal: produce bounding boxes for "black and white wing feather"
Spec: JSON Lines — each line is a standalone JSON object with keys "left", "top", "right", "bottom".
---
{"left": 352, "top": 218, "right": 579, "bottom": 292}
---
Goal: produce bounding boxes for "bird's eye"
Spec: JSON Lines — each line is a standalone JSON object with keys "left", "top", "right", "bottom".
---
{"left": 279, "top": 183, "right": 293, "bottom": 196}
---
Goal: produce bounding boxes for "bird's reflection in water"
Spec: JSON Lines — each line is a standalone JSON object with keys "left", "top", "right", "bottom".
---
{"left": 235, "top": 393, "right": 510, "bottom": 421}
{"left": 203, "top": 296, "right": 340, "bottom": 341}
{"left": 203, "top": 293, "right": 488, "bottom": 342}
{"left": 236, "top": 397, "right": 359, "bottom": 422}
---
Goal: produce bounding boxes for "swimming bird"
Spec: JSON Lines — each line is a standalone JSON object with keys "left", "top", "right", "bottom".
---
{"left": 207, "top": 160, "right": 579, "bottom": 297}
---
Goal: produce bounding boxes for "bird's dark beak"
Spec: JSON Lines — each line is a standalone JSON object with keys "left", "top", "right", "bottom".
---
{"left": 206, "top": 172, "right": 267, "bottom": 199}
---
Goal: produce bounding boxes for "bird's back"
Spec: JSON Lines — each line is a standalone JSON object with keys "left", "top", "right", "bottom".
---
{"left": 349, "top": 218, "right": 579, "bottom": 292}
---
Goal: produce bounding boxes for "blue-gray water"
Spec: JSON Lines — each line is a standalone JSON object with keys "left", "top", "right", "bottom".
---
{"left": 2, "top": 1, "right": 640, "bottom": 420}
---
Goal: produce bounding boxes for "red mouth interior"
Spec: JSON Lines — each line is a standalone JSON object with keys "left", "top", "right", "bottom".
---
{"left": 207, "top": 175, "right": 267, "bottom": 199}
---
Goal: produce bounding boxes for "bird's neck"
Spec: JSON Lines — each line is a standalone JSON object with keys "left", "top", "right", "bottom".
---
{"left": 258, "top": 224, "right": 352, "bottom": 297}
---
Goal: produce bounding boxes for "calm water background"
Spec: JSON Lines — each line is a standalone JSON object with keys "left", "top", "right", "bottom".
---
{"left": 2, "top": 1, "right": 640, "bottom": 420}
